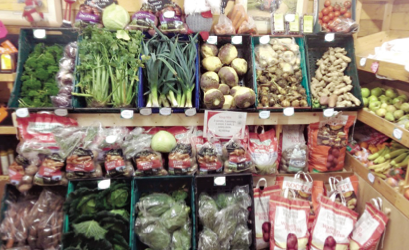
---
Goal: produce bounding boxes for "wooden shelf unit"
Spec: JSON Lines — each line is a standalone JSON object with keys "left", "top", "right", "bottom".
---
{"left": 0, "top": 126, "right": 16, "bottom": 135}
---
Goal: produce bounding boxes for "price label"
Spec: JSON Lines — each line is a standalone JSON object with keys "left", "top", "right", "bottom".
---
{"left": 204, "top": 110, "right": 247, "bottom": 139}
{"left": 405, "top": 64, "right": 409, "bottom": 73}
{"left": 106, "top": 135, "right": 117, "bottom": 144}
{"left": 185, "top": 108, "right": 196, "bottom": 117}
{"left": 303, "top": 15, "right": 314, "bottom": 33}
{"left": 325, "top": 33, "right": 335, "bottom": 42}
{"left": 54, "top": 109, "right": 68, "bottom": 116}
{"left": 274, "top": 13, "right": 285, "bottom": 32}
{"left": 33, "top": 29, "right": 46, "bottom": 39}
{"left": 207, "top": 36, "right": 217, "bottom": 45}
{"left": 367, "top": 173, "right": 375, "bottom": 183}
{"left": 360, "top": 58, "right": 367, "bottom": 67}
{"left": 121, "top": 109, "right": 134, "bottom": 119}
{"left": 16, "top": 108, "right": 29, "bottom": 118}
{"left": 159, "top": 107, "right": 171, "bottom": 116}
{"left": 214, "top": 176, "right": 226, "bottom": 186}
{"left": 283, "top": 107, "right": 294, "bottom": 116}
{"left": 259, "top": 110, "right": 270, "bottom": 119}
{"left": 285, "top": 14, "right": 295, "bottom": 22}
{"left": 98, "top": 179, "right": 111, "bottom": 190}
{"left": 393, "top": 128, "right": 403, "bottom": 140}
{"left": 140, "top": 108, "right": 152, "bottom": 116}
{"left": 323, "top": 108, "right": 334, "bottom": 117}
{"left": 371, "top": 61, "right": 379, "bottom": 73}
{"left": 231, "top": 36, "right": 242, "bottom": 45}
{"left": 259, "top": 35, "right": 270, "bottom": 44}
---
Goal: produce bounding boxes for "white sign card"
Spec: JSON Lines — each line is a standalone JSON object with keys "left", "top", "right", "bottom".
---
{"left": 203, "top": 110, "right": 247, "bottom": 139}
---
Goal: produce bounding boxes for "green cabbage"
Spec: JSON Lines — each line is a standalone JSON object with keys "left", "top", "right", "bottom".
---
{"left": 151, "top": 131, "right": 177, "bottom": 153}
{"left": 102, "top": 4, "right": 130, "bottom": 30}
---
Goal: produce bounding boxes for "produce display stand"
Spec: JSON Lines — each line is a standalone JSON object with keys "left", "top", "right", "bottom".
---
{"left": 0, "top": 73, "right": 15, "bottom": 105}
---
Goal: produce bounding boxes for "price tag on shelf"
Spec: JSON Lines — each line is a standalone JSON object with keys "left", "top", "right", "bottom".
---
{"left": 360, "top": 58, "right": 367, "bottom": 67}
{"left": 323, "top": 108, "right": 334, "bottom": 117}
{"left": 285, "top": 14, "right": 295, "bottom": 22}
{"left": 54, "top": 109, "right": 68, "bottom": 116}
{"left": 393, "top": 128, "right": 403, "bottom": 140}
{"left": 106, "top": 135, "right": 117, "bottom": 144}
{"left": 325, "top": 33, "right": 335, "bottom": 42}
{"left": 405, "top": 64, "right": 409, "bottom": 72}
{"left": 159, "top": 107, "right": 172, "bottom": 116}
{"left": 207, "top": 36, "right": 217, "bottom": 45}
{"left": 367, "top": 173, "right": 375, "bottom": 184}
{"left": 98, "top": 179, "right": 111, "bottom": 190}
{"left": 214, "top": 176, "right": 226, "bottom": 186}
{"left": 121, "top": 110, "right": 134, "bottom": 119}
{"left": 259, "top": 35, "right": 270, "bottom": 44}
{"left": 283, "top": 107, "right": 294, "bottom": 116}
{"left": 33, "top": 29, "right": 46, "bottom": 39}
{"left": 140, "top": 108, "right": 152, "bottom": 116}
{"left": 371, "top": 61, "right": 379, "bottom": 73}
{"left": 231, "top": 36, "right": 242, "bottom": 45}
{"left": 259, "top": 110, "right": 270, "bottom": 119}
{"left": 185, "top": 108, "right": 196, "bottom": 117}
{"left": 16, "top": 108, "right": 29, "bottom": 118}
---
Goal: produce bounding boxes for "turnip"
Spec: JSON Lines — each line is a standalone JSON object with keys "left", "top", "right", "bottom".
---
{"left": 201, "top": 43, "right": 218, "bottom": 58}
{"left": 234, "top": 87, "right": 256, "bottom": 109}
{"left": 231, "top": 58, "right": 248, "bottom": 76}
{"left": 204, "top": 89, "right": 225, "bottom": 109}
{"left": 200, "top": 72, "right": 219, "bottom": 92}
{"left": 218, "top": 67, "right": 239, "bottom": 88}
{"left": 218, "top": 84, "right": 230, "bottom": 95}
{"left": 202, "top": 56, "right": 223, "bottom": 72}
{"left": 218, "top": 43, "right": 238, "bottom": 65}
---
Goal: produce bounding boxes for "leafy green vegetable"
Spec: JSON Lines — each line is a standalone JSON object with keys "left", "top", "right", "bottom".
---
{"left": 160, "top": 203, "right": 190, "bottom": 232}
{"left": 231, "top": 225, "right": 252, "bottom": 250}
{"left": 110, "top": 209, "right": 130, "bottom": 220}
{"left": 137, "top": 221, "right": 171, "bottom": 250}
{"left": 172, "top": 189, "right": 188, "bottom": 203}
{"left": 198, "top": 228, "right": 220, "bottom": 250}
{"left": 198, "top": 193, "right": 219, "bottom": 230}
{"left": 98, "top": 182, "right": 130, "bottom": 210}
{"left": 73, "top": 220, "right": 108, "bottom": 241}
{"left": 171, "top": 221, "right": 191, "bottom": 250}
{"left": 102, "top": 4, "right": 130, "bottom": 30}
{"left": 214, "top": 193, "right": 236, "bottom": 210}
{"left": 137, "top": 193, "right": 175, "bottom": 216}
{"left": 18, "top": 43, "right": 63, "bottom": 107}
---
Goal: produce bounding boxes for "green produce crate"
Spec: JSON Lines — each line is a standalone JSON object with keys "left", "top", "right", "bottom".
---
{"left": 63, "top": 179, "right": 133, "bottom": 250}
{"left": 304, "top": 34, "right": 363, "bottom": 110}
{"left": 8, "top": 28, "right": 79, "bottom": 111}
{"left": 251, "top": 36, "right": 312, "bottom": 111}
{"left": 132, "top": 176, "right": 195, "bottom": 250}
{"left": 198, "top": 34, "right": 256, "bottom": 112}
{"left": 195, "top": 173, "right": 256, "bottom": 250}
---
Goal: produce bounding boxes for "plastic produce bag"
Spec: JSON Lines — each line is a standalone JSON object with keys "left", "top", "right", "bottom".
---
{"left": 280, "top": 144, "right": 308, "bottom": 173}
{"left": 197, "top": 138, "right": 223, "bottom": 174}
{"left": 168, "top": 127, "right": 197, "bottom": 175}
{"left": 328, "top": 176, "right": 359, "bottom": 211}
{"left": 214, "top": 14, "right": 235, "bottom": 35}
{"left": 238, "top": 15, "right": 257, "bottom": 34}
{"left": 126, "top": 3, "right": 158, "bottom": 36}
{"left": 198, "top": 227, "right": 220, "bottom": 250}
{"left": 33, "top": 153, "right": 68, "bottom": 186}
{"left": 249, "top": 126, "right": 279, "bottom": 174}
{"left": 158, "top": 3, "right": 188, "bottom": 34}
{"left": 27, "top": 188, "right": 65, "bottom": 249}
{"left": 171, "top": 219, "right": 191, "bottom": 250}
{"left": 135, "top": 217, "right": 172, "bottom": 250}
{"left": 308, "top": 115, "right": 355, "bottom": 172}
{"left": 160, "top": 202, "right": 190, "bottom": 232}
{"left": 8, "top": 155, "right": 37, "bottom": 193}
{"left": 231, "top": 224, "right": 252, "bottom": 249}
{"left": 222, "top": 137, "right": 254, "bottom": 174}
{"left": 198, "top": 193, "right": 219, "bottom": 230}
{"left": 136, "top": 193, "right": 175, "bottom": 217}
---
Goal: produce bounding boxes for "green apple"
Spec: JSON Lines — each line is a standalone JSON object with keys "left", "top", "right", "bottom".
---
{"left": 385, "top": 112, "right": 395, "bottom": 122}
{"left": 361, "top": 88, "right": 370, "bottom": 98}
{"left": 394, "top": 101, "right": 403, "bottom": 109}
{"left": 381, "top": 103, "right": 388, "bottom": 109}
{"left": 369, "top": 101, "right": 381, "bottom": 111}
{"left": 386, "top": 105, "right": 397, "bottom": 113}
{"left": 394, "top": 110, "right": 404, "bottom": 120}
{"left": 368, "top": 96, "right": 379, "bottom": 103}
{"left": 398, "top": 94, "right": 408, "bottom": 102}
{"left": 371, "top": 87, "right": 383, "bottom": 97}
{"left": 376, "top": 108, "right": 387, "bottom": 117}
{"left": 392, "top": 97, "right": 402, "bottom": 105}
{"left": 385, "top": 88, "right": 398, "bottom": 99}
{"left": 405, "top": 122, "right": 409, "bottom": 130}
{"left": 379, "top": 95, "right": 391, "bottom": 104}
{"left": 363, "top": 97, "right": 369, "bottom": 107}
{"left": 401, "top": 103, "right": 409, "bottom": 113}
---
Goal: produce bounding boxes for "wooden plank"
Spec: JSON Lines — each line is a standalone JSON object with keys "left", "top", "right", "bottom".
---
{"left": 382, "top": 1, "right": 393, "bottom": 30}
{"left": 356, "top": 55, "right": 409, "bottom": 83}
{"left": 360, "top": 3, "right": 385, "bottom": 20}
{"left": 0, "top": 127, "right": 16, "bottom": 135}
{"left": 357, "top": 110, "right": 409, "bottom": 148}
{"left": 11, "top": 111, "right": 358, "bottom": 127}
{"left": 390, "top": 12, "right": 409, "bottom": 31}
{"left": 0, "top": 73, "right": 16, "bottom": 82}
{"left": 355, "top": 175, "right": 409, "bottom": 249}
{"left": 356, "top": 31, "right": 388, "bottom": 56}
{"left": 392, "top": 3, "right": 409, "bottom": 13}
{"left": 357, "top": 19, "right": 382, "bottom": 37}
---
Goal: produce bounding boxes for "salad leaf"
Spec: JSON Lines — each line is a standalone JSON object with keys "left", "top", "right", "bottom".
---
{"left": 198, "top": 193, "right": 218, "bottom": 230}
{"left": 198, "top": 228, "right": 220, "bottom": 250}
{"left": 137, "top": 222, "right": 171, "bottom": 250}
{"left": 171, "top": 220, "right": 191, "bottom": 250}
{"left": 214, "top": 193, "right": 236, "bottom": 210}
{"left": 73, "top": 220, "right": 108, "bottom": 241}
{"left": 161, "top": 203, "right": 190, "bottom": 232}
{"left": 137, "top": 193, "right": 175, "bottom": 216}
{"left": 231, "top": 225, "right": 252, "bottom": 250}
{"left": 110, "top": 209, "right": 130, "bottom": 220}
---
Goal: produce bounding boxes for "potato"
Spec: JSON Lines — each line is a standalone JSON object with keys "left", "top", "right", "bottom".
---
{"left": 18, "top": 183, "right": 32, "bottom": 192}
{"left": 329, "top": 94, "right": 338, "bottom": 107}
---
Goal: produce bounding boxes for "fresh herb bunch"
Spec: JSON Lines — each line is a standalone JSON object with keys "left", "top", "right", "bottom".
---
{"left": 18, "top": 43, "right": 62, "bottom": 107}
{"left": 63, "top": 181, "right": 131, "bottom": 249}
{"left": 142, "top": 30, "right": 199, "bottom": 108}
{"left": 74, "top": 26, "right": 144, "bottom": 108}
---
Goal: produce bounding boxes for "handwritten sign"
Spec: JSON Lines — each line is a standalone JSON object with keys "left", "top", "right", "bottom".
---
{"left": 203, "top": 110, "right": 247, "bottom": 139}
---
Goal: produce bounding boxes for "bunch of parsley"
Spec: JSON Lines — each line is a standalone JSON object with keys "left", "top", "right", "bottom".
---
{"left": 62, "top": 181, "right": 131, "bottom": 250}
{"left": 18, "top": 43, "right": 62, "bottom": 107}
{"left": 74, "top": 26, "right": 144, "bottom": 108}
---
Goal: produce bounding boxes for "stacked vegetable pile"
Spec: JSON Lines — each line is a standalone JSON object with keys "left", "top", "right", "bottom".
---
{"left": 197, "top": 185, "right": 253, "bottom": 250}
{"left": 134, "top": 190, "right": 192, "bottom": 250}
{"left": 255, "top": 38, "right": 309, "bottom": 108}
{"left": 200, "top": 43, "right": 256, "bottom": 109}
{"left": 361, "top": 87, "right": 409, "bottom": 129}
{"left": 74, "top": 26, "right": 144, "bottom": 108}
{"left": 142, "top": 32, "right": 198, "bottom": 108}
{"left": 18, "top": 43, "right": 62, "bottom": 107}
{"left": 311, "top": 47, "right": 361, "bottom": 108}
{"left": 63, "top": 181, "right": 131, "bottom": 249}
